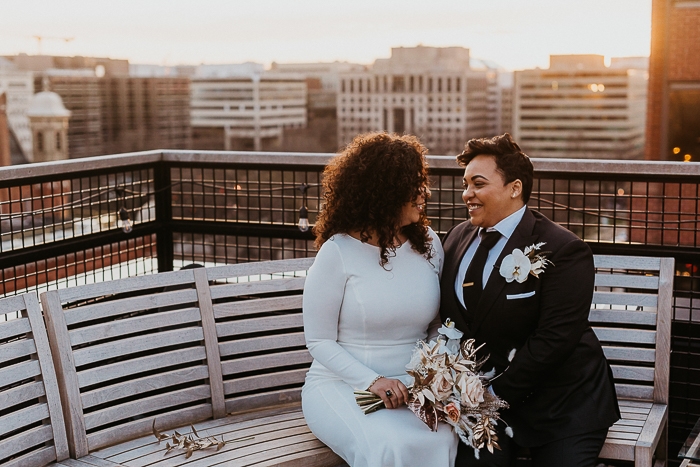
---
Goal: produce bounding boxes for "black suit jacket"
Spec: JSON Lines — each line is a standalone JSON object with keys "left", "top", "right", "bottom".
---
{"left": 440, "top": 208, "right": 620, "bottom": 447}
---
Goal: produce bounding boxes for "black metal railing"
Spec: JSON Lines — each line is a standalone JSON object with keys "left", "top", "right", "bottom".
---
{"left": 1, "top": 151, "right": 699, "bottom": 465}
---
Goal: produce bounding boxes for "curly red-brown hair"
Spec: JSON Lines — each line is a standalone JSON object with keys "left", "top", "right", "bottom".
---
{"left": 314, "top": 132, "right": 433, "bottom": 267}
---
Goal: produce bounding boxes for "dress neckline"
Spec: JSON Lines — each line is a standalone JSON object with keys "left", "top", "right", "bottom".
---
{"left": 343, "top": 233, "right": 409, "bottom": 250}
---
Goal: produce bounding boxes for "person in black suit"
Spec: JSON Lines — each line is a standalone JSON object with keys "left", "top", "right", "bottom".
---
{"left": 440, "top": 134, "right": 620, "bottom": 467}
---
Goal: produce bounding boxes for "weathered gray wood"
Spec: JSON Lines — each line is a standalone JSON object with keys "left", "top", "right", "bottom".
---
{"left": 589, "top": 309, "right": 657, "bottom": 326}
{"left": 83, "top": 385, "right": 212, "bottom": 430}
{"left": 0, "top": 423, "right": 53, "bottom": 461}
{"left": 64, "top": 288, "right": 199, "bottom": 326}
{"left": 0, "top": 403, "right": 49, "bottom": 437}
{"left": 610, "top": 424, "right": 644, "bottom": 434}
{"left": 213, "top": 295, "right": 303, "bottom": 319}
{"left": 77, "top": 346, "right": 207, "bottom": 388}
{"left": 56, "top": 269, "right": 196, "bottom": 303}
{"left": 81, "top": 365, "right": 210, "bottom": 409}
{"left": 42, "top": 290, "right": 90, "bottom": 458}
{"left": 592, "top": 291, "right": 658, "bottom": 308}
{"left": 611, "top": 365, "right": 655, "bottom": 382}
{"left": 594, "top": 255, "right": 661, "bottom": 270}
{"left": 194, "top": 267, "right": 226, "bottom": 419}
{"left": 0, "top": 380, "right": 45, "bottom": 411}
{"left": 636, "top": 405, "right": 668, "bottom": 458}
{"left": 593, "top": 327, "right": 656, "bottom": 344}
{"left": 23, "top": 292, "right": 70, "bottom": 461}
{"left": 603, "top": 346, "right": 656, "bottom": 363}
{"left": 594, "top": 273, "right": 660, "bottom": 290}
{"left": 0, "top": 358, "right": 41, "bottom": 388}
{"left": 216, "top": 314, "right": 304, "bottom": 338}
{"left": 209, "top": 277, "right": 306, "bottom": 300}
{"left": 0, "top": 336, "right": 36, "bottom": 361}
{"left": 224, "top": 368, "right": 309, "bottom": 394}
{"left": 253, "top": 447, "right": 344, "bottom": 467}
{"left": 73, "top": 327, "right": 204, "bottom": 367}
{"left": 654, "top": 257, "right": 673, "bottom": 405}
{"left": 618, "top": 400, "right": 654, "bottom": 409}
{"left": 621, "top": 406, "right": 652, "bottom": 415}
{"left": 86, "top": 404, "right": 212, "bottom": 452}
{"left": 218, "top": 332, "right": 306, "bottom": 357}
{"left": 206, "top": 258, "right": 314, "bottom": 281}
{"left": 615, "top": 383, "right": 654, "bottom": 401}
{"left": 4, "top": 445, "right": 56, "bottom": 467}
{"left": 221, "top": 349, "right": 312, "bottom": 376}
{"left": 80, "top": 455, "right": 129, "bottom": 466}
{"left": 0, "top": 315, "right": 31, "bottom": 341}
{"left": 0, "top": 294, "right": 27, "bottom": 315}
{"left": 68, "top": 307, "right": 201, "bottom": 346}
{"left": 599, "top": 437, "right": 636, "bottom": 461}
{"left": 226, "top": 389, "right": 302, "bottom": 414}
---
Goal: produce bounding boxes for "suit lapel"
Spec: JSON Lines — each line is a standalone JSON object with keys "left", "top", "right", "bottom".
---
{"left": 471, "top": 208, "right": 539, "bottom": 335}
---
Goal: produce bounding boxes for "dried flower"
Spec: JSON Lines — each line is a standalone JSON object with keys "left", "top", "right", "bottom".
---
{"left": 444, "top": 402, "right": 461, "bottom": 423}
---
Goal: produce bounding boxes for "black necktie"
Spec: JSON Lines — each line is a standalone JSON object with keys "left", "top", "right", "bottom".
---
{"left": 462, "top": 230, "right": 502, "bottom": 315}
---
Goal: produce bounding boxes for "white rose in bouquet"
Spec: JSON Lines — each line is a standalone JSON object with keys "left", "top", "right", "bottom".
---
{"left": 456, "top": 373, "right": 485, "bottom": 408}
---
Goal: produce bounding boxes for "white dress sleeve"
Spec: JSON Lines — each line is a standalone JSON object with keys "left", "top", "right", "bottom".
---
{"left": 303, "top": 240, "right": 380, "bottom": 390}
{"left": 426, "top": 228, "right": 445, "bottom": 341}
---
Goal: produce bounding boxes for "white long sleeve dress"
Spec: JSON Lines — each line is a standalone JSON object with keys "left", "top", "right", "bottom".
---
{"left": 301, "top": 229, "right": 458, "bottom": 467}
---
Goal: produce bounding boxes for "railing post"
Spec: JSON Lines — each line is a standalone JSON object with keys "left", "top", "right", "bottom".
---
{"left": 154, "top": 160, "right": 173, "bottom": 272}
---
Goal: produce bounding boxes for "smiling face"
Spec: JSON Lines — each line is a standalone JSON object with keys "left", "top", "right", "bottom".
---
{"left": 399, "top": 187, "right": 429, "bottom": 227}
{"left": 462, "top": 155, "right": 524, "bottom": 228}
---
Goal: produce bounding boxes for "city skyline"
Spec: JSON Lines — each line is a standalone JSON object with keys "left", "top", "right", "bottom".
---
{"left": 1, "top": 0, "right": 652, "bottom": 71}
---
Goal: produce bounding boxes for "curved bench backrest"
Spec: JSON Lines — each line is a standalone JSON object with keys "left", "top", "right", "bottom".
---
{"left": 0, "top": 293, "right": 68, "bottom": 467}
{"left": 590, "top": 255, "right": 674, "bottom": 404}
{"left": 41, "top": 269, "right": 221, "bottom": 458}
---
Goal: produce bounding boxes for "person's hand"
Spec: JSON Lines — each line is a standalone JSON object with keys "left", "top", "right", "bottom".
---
{"left": 368, "top": 377, "right": 409, "bottom": 409}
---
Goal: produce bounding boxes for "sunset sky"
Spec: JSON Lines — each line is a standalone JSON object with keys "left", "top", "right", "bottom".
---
{"left": 0, "top": 0, "right": 653, "bottom": 71}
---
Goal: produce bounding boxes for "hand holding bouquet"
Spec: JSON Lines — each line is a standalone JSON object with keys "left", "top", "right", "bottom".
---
{"left": 354, "top": 320, "right": 512, "bottom": 457}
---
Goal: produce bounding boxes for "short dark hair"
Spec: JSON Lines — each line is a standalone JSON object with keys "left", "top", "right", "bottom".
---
{"left": 457, "top": 133, "right": 534, "bottom": 203}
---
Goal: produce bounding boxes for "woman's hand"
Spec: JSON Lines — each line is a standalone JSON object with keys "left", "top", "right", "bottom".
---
{"left": 368, "top": 377, "right": 410, "bottom": 409}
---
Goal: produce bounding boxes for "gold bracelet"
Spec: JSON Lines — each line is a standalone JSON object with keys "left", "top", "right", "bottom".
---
{"left": 366, "top": 375, "right": 384, "bottom": 391}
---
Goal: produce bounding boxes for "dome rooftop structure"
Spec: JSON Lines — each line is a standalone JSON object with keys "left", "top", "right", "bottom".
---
{"left": 27, "top": 91, "right": 71, "bottom": 118}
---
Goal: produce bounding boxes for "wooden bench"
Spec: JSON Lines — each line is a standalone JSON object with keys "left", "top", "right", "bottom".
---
{"left": 39, "top": 258, "right": 345, "bottom": 467}
{"left": 592, "top": 255, "right": 674, "bottom": 467}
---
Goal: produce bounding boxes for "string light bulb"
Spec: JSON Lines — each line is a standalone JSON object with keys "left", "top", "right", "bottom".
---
{"left": 298, "top": 206, "right": 309, "bottom": 232}
{"left": 119, "top": 207, "right": 133, "bottom": 234}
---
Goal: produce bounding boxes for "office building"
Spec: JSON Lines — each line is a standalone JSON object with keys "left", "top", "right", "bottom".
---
{"left": 337, "top": 46, "right": 499, "bottom": 155}
{"left": 513, "top": 55, "right": 648, "bottom": 159}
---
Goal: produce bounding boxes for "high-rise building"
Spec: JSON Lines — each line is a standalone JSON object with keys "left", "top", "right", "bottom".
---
{"left": 337, "top": 46, "right": 499, "bottom": 155}
{"left": 646, "top": 0, "right": 700, "bottom": 161}
{"left": 0, "top": 58, "right": 34, "bottom": 161}
{"left": 190, "top": 65, "right": 306, "bottom": 151}
{"left": 513, "top": 55, "right": 648, "bottom": 159}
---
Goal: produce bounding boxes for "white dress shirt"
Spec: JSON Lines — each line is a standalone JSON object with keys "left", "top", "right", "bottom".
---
{"left": 454, "top": 205, "right": 527, "bottom": 310}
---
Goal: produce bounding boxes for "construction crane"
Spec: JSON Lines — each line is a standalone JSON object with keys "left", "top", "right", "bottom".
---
{"left": 31, "top": 36, "right": 74, "bottom": 55}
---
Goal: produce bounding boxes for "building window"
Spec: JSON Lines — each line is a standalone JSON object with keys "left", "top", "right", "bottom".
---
{"left": 36, "top": 131, "right": 44, "bottom": 153}
{"left": 383, "top": 76, "right": 388, "bottom": 92}
{"left": 393, "top": 76, "right": 405, "bottom": 92}
{"left": 410, "top": 76, "right": 414, "bottom": 93}
{"left": 428, "top": 78, "right": 433, "bottom": 92}
{"left": 456, "top": 78, "right": 461, "bottom": 93}
{"left": 56, "top": 132, "right": 61, "bottom": 150}
{"left": 342, "top": 80, "right": 346, "bottom": 93}
{"left": 375, "top": 76, "right": 379, "bottom": 92}
{"left": 350, "top": 79, "right": 354, "bottom": 93}
{"left": 438, "top": 78, "right": 442, "bottom": 93}
{"left": 419, "top": 76, "right": 423, "bottom": 92}
{"left": 447, "top": 78, "right": 452, "bottom": 93}
{"left": 669, "top": 89, "right": 700, "bottom": 162}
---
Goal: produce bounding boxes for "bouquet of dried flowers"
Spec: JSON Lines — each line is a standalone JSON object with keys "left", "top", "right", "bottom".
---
{"left": 354, "top": 320, "right": 512, "bottom": 458}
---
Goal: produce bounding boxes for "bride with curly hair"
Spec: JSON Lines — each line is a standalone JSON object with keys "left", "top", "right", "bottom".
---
{"left": 302, "top": 132, "right": 458, "bottom": 467}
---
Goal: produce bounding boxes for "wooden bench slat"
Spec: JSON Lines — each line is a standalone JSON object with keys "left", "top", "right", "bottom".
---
{"left": 0, "top": 295, "right": 27, "bottom": 315}
{"left": 594, "top": 255, "right": 661, "bottom": 270}
{"left": 81, "top": 365, "right": 210, "bottom": 409}
{"left": 73, "top": 327, "right": 205, "bottom": 367}
{"left": 56, "top": 269, "right": 196, "bottom": 303}
{"left": 225, "top": 368, "right": 309, "bottom": 394}
{"left": 68, "top": 307, "right": 202, "bottom": 347}
{"left": 221, "top": 349, "right": 312, "bottom": 376}
{"left": 0, "top": 402, "right": 50, "bottom": 437}
{"left": 614, "top": 418, "right": 646, "bottom": 427}
{"left": 3, "top": 445, "right": 57, "bottom": 467}
{"left": 0, "top": 358, "right": 41, "bottom": 388}
{"left": 609, "top": 424, "right": 644, "bottom": 434}
{"left": 0, "top": 423, "right": 54, "bottom": 460}
{"left": 593, "top": 327, "right": 656, "bottom": 344}
{"left": 607, "top": 431, "right": 642, "bottom": 440}
{"left": 0, "top": 337, "right": 37, "bottom": 362}
{"left": 252, "top": 446, "right": 343, "bottom": 467}
{"left": 592, "top": 291, "right": 658, "bottom": 308}
{"left": 235, "top": 437, "right": 328, "bottom": 467}
{"left": 599, "top": 437, "right": 636, "bottom": 461}
{"left": 225, "top": 388, "right": 302, "bottom": 414}
{"left": 86, "top": 404, "right": 213, "bottom": 453}
{"left": 611, "top": 365, "right": 655, "bottom": 382}
{"left": 0, "top": 316, "right": 31, "bottom": 341}
{"left": 213, "top": 295, "right": 303, "bottom": 319}
{"left": 0, "top": 380, "right": 45, "bottom": 411}
{"left": 589, "top": 309, "right": 657, "bottom": 326}
{"left": 206, "top": 258, "right": 314, "bottom": 280}
{"left": 84, "top": 385, "right": 213, "bottom": 431}
{"left": 209, "top": 277, "right": 306, "bottom": 300}
{"left": 216, "top": 314, "right": 304, "bottom": 338}
{"left": 64, "top": 289, "right": 199, "bottom": 326}
{"left": 603, "top": 346, "right": 656, "bottom": 363}
{"left": 618, "top": 400, "right": 654, "bottom": 409}
{"left": 620, "top": 405, "right": 652, "bottom": 415}
{"left": 77, "top": 346, "right": 207, "bottom": 388}
{"left": 615, "top": 384, "right": 654, "bottom": 401}
{"left": 219, "top": 332, "right": 306, "bottom": 357}
{"left": 594, "top": 274, "right": 660, "bottom": 289}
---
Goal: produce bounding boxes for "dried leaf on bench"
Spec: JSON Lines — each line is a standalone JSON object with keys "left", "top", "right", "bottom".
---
{"left": 152, "top": 419, "right": 254, "bottom": 458}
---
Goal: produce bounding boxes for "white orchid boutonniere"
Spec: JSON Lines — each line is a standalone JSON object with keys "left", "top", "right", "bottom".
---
{"left": 499, "top": 242, "right": 552, "bottom": 283}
